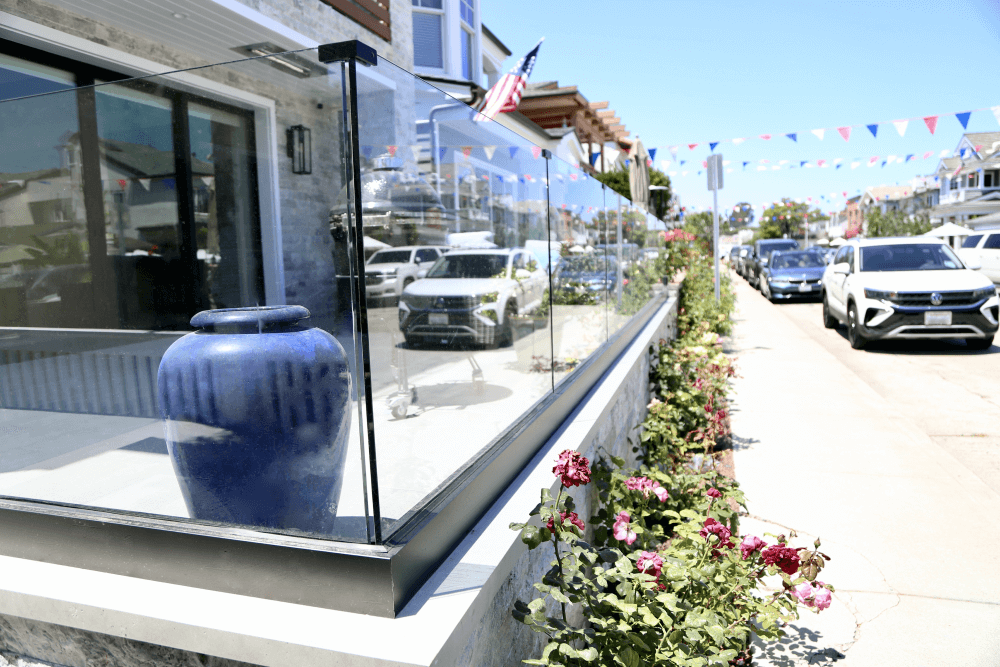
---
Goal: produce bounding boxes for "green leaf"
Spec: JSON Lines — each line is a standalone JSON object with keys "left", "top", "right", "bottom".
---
{"left": 705, "top": 625, "right": 724, "bottom": 643}
{"left": 578, "top": 647, "right": 599, "bottom": 662}
{"left": 627, "top": 633, "right": 651, "bottom": 651}
{"left": 619, "top": 647, "right": 641, "bottom": 667}
{"left": 521, "top": 526, "right": 543, "bottom": 549}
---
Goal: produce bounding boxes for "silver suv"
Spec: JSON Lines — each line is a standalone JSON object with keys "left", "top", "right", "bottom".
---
{"left": 398, "top": 248, "right": 547, "bottom": 347}
{"left": 365, "top": 245, "right": 449, "bottom": 302}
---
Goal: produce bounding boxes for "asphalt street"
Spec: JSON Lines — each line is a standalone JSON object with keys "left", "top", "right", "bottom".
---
{"left": 728, "top": 270, "right": 1000, "bottom": 666}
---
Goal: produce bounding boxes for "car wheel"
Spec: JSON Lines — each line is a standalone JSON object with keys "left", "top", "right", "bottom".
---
{"left": 847, "top": 302, "right": 867, "bottom": 350}
{"left": 822, "top": 295, "right": 839, "bottom": 329}
{"left": 967, "top": 335, "right": 995, "bottom": 350}
{"left": 403, "top": 333, "right": 420, "bottom": 348}
{"left": 498, "top": 303, "right": 516, "bottom": 348}
{"left": 402, "top": 278, "right": 414, "bottom": 290}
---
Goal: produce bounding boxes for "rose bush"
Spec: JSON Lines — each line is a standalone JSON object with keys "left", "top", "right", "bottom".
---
{"left": 511, "top": 247, "right": 833, "bottom": 666}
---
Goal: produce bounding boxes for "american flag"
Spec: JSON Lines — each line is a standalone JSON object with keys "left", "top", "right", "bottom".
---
{"left": 477, "top": 38, "right": 544, "bottom": 122}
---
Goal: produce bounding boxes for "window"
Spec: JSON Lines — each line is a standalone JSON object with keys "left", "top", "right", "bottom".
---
{"left": 963, "top": 234, "right": 984, "bottom": 248}
{"left": 985, "top": 234, "right": 1000, "bottom": 249}
{"left": 415, "top": 248, "right": 438, "bottom": 263}
{"left": 460, "top": 0, "right": 474, "bottom": 25}
{"left": 412, "top": 0, "right": 444, "bottom": 69}
{"left": 968, "top": 173, "right": 978, "bottom": 188}
{"left": 987, "top": 171, "right": 999, "bottom": 188}
{"left": 461, "top": 27, "right": 474, "bottom": 81}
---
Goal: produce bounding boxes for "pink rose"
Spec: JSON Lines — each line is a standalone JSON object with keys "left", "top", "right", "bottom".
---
{"left": 553, "top": 450, "right": 591, "bottom": 488}
{"left": 699, "top": 517, "right": 733, "bottom": 548}
{"left": 739, "top": 535, "right": 767, "bottom": 560}
{"left": 625, "top": 476, "right": 646, "bottom": 491}
{"left": 652, "top": 482, "right": 669, "bottom": 502}
{"left": 793, "top": 581, "right": 832, "bottom": 611}
{"left": 547, "top": 510, "right": 585, "bottom": 533}
{"left": 613, "top": 511, "right": 637, "bottom": 545}
{"left": 636, "top": 551, "right": 664, "bottom": 579}
{"left": 706, "top": 488, "right": 722, "bottom": 499}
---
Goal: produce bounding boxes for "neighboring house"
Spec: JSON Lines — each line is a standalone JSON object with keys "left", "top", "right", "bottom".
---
{"left": 859, "top": 177, "right": 939, "bottom": 232}
{"left": 930, "top": 132, "right": 1000, "bottom": 229}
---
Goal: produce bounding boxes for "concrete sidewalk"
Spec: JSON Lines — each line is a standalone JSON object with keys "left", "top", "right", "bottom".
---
{"left": 727, "top": 275, "right": 1000, "bottom": 666}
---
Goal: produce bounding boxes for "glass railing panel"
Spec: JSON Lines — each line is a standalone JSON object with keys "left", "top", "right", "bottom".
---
{"left": 349, "top": 57, "right": 554, "bottom": 538}
{"left": 605, "top": 196, "right": 660, "bottom": 334}
{"left": 547, "top": 158, "right": 610, "bottom": 388}
{"left": 0, "top": 50, "right": 374, "bottom": 542}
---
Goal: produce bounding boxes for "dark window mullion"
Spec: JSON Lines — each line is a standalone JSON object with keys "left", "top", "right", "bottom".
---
{"left": 171, "top": 93, "right": 201, "bottom": 317}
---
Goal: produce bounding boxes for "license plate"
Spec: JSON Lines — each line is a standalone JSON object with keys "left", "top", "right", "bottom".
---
{"left": 925, "top": 311, "right": 952, "bottom": 325}
{"left": 428, "top": 313, "right": 448, "bottom": 325}
{"left": 798, "top": 283, "right": 811, "bottom": 292}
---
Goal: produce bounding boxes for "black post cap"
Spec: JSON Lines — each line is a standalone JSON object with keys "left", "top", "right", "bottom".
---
{"left": 318, "top": 40, "right": 378, "bottom": 67}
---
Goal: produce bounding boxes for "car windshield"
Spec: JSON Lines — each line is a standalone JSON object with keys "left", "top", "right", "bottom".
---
{"left": 859, "top": 244, "right": 963, "bottom": 272}
{"left": 760, "top": 243, "right": 797, "bottom": 255}
{"left": 771, "top": 252, "right": 826, "bottom": 269}
{"left": 559, "top": 256, "right": 616, "bottom": 272}
{"left": 368, "top": 250, "right": 412, "bottom": 264}
{"left": 425, "top": 254, "right": 508, "bottom": 279}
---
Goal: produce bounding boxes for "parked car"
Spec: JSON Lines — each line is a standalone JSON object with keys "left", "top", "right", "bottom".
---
{"left": 398, "top": 248, "right": 547, "bottom": 347}
{"left": 821, "top": 238, "right": 999, "bottom": 350}
{"left": 958, "top": 231, "right": 1000, "bottom": 285}
{"left": 759, "top": 250, "right": 827, "bottom": 302}
{"left": 365, "top": 245, "right": 449, "bottom": 302}
{"left": 553, "top": 254, "right": 618, "bottom": 293}
{"left": 734, "top": 245, "right": 753, "bottom": 278}
{"left": 748, "top": 239, "right": 799, "bottom": 289}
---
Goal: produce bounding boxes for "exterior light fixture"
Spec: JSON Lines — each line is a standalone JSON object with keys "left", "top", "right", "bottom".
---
{"left": 287, "top": 125, "right": 312, "bottom": 174}
{"left": 232, "top": 43, "right": 329, "bottom": 79}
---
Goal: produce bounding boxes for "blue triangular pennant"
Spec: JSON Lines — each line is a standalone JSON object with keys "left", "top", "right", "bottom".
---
{"left": 509, "top": 146, "right": 519, "bottom": 159}
{"left": 439, "top": 147, "right": 447, "bottom": 161}
{"left": 648, "top": 148, "right": 657, "bottom": 161}
{"left": 362, "top": 145, "right": 373, "bottom": 158}
{"left": 836, "top": 164, "right": 842, "bottom": 169}
{"left": 709, "top": 142, "right": 719, "bottom": 152}
{"left": 786, "top": 133, "right": 797, "bottom": 142}
{"left": 906, "top": 154, "right": 914, "bottom": 162}
{"left": 956, "top": 111, "right": 971, "bottom": 129}
{"left": 881, "top": 160, "right": 887, "bottom": 167}
{"left": 590, "top": 153, "right": 599, "bottom": 166}
{"left": 800, "top": 161, "right": 807, "bottom": 167}
{"left": 742, "top": 161, "right": 749, "bottom": 169}
{"left": 624, "top": 159, "right": 630, "bottom": 167}
{"left": 680, "top": 160, "right": 686, "bottom": 166}
{"left": 867, "top": 124, "right": 878, "bottom": 138}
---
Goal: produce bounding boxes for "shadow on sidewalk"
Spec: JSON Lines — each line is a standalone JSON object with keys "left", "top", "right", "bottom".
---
{"left": 751, "top": 624, "right": 846, "bottom": 665}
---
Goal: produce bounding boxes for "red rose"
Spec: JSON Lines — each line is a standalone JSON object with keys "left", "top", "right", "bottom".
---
{"left": 552, "top": 450, "right": 591, "bottom": 487}
{"left": 761, "top": 545, "right": 800, "bottom": 575}
{"left": 547, "top": 510, "right": 585, "bottom": 533}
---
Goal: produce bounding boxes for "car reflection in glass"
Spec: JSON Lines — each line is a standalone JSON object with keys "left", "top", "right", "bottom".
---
{"left": 760, "top": 250, "right": 827, "bottom": 302}
{"left": 552, "top": 254, "right": 617, "bottom": 295}
{"left": 398, "top": 248, "right": 547, "bottom": 348}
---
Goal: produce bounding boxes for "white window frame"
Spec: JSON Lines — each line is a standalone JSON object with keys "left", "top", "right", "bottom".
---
{"left": 412, "top": 0, "right": 447, "bottom": 75}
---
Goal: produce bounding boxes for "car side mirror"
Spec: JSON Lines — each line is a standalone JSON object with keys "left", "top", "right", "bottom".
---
{"left": 760, "top": 258, "right": 769, "bottom": 266}
{"left": 515, "top": 268, "right": 531, "bottom": 280}
{"left": 416, "top": 269, "right": 428, "bottom": 279}
{"left": 832, "top": 262, "right": 850, "bottom": 275}
{"left": 414, "top": 257, "right": 422, "bottom": 265}
{"left": 965, "top": 256, "right": 982, "bottom": 271}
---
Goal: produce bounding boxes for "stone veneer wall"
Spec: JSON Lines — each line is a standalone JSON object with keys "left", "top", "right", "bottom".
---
{"left": 455, "top": 296, "right": 678, "bottom": 667}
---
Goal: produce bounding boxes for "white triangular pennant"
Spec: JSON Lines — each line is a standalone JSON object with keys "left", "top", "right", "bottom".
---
{"left": 811, "top": 129, "right": 825, "bottom": 141}
{"left": 892, "top": 120, "right": 908, "bottom": 137}
{"left": 200, "top": 176, "right": 214, "bottom": 188}
{"left": 138, "top": 178, "right": 151, "bottom": 191}
{"left": 483, "top": 145, "right": 496, "bottom": 160}
{"left": 410, "top": 145, "right": 422, "bottom": 161}
{"left": 992, "top": 106, "right": 1000, "bottom": 128}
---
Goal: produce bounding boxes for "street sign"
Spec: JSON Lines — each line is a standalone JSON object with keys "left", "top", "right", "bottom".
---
{"left": 707, "top": 154, "right": 723, "bottom": 191}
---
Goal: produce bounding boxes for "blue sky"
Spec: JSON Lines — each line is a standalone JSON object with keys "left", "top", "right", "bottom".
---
{"left": 481, "top": 0, "right": 1000, "bottom": 219}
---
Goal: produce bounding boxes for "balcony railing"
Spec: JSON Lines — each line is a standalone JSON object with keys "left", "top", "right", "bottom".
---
{"left": 0, "top": 40, "right": 672, "bottom": 616}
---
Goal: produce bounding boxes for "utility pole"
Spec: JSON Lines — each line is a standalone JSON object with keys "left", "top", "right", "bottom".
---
{"left": 707, "top": 154, "right": 723, "bottom": 302}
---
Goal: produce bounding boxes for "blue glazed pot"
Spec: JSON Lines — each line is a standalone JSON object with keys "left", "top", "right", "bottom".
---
{"left": 157, "top": 306, "right": 352, "bottom": 535}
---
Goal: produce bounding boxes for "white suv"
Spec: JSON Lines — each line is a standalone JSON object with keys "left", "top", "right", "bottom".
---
{"left": 821, "top": 237, "right": 999, "bottom": 350}
{"left": 398, "top": 248, "right": 547, "bottom": 347}
{"left": 958, "top": 231, "right": 1000, "bottom": 285}
{"left": 365, "top": 246, "right": 450, "bottom": 302}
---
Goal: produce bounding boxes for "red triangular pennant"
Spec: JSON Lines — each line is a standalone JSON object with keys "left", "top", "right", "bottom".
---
{"left": 923, "top": 116, "right": 938, "bottom": 134}
{"left": 837, "top": 126, "right": 851, "bottom": 141}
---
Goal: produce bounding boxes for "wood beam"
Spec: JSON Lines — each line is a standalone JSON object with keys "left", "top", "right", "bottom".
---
{"left": 589, "top": 101, "right": 609, "bottom": 110}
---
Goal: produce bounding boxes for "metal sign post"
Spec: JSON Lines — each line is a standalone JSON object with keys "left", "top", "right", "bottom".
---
{"left": 707, "top": 154, "right": 723, "bottom": 302}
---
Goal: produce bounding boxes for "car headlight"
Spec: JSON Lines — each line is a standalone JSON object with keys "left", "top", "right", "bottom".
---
{"left": 864, "top": 288, "right": 897, "bottom": 301}
{"left": 973, "top": 286, "right": 997, "bottom": 301}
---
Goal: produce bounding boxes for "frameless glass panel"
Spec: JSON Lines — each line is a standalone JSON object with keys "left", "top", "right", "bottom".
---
{"left": 547, "top": 158, "right": 609, "bottom": 387}
{"left": 347, "top": 57, "right": 553, "bottom": 537}
{"left": 0, "top": 50, "right": 373, "bottom": 543}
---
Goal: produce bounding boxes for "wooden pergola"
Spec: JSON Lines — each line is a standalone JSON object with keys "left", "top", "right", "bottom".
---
{"left": 516, "top": 82, "right": 631, "bottom": 173}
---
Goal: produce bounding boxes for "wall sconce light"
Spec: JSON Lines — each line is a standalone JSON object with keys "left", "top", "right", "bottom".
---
{"left": 287, "top": 125, "right": 312, "bottom": 175}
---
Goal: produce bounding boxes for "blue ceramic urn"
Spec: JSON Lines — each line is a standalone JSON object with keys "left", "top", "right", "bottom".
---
{"left": 157, "top": 306, "right": 352, "bottom": 535}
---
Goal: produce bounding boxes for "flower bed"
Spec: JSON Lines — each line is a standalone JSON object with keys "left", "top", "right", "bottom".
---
{"left": 511, "top": 252, "right": 833, "bottom": 666}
